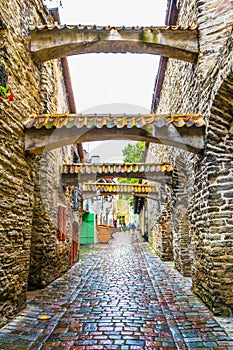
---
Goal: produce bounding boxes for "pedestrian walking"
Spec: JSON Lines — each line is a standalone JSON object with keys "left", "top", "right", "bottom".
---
{"left": 122, "top": 222, "right": 126, "bottom": 232}
{"left": 131, "top": 222, "right": 136, "bottom": 233}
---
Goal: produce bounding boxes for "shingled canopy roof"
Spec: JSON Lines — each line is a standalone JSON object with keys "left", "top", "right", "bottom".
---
{"left": 25, "top": 113, "right": 204, "bottom": 129}
{"left": 62, "top": 162, "right": 172, "bottom": 174}
{"left": 82, "top": 182, "right": 158, "bottom": 195}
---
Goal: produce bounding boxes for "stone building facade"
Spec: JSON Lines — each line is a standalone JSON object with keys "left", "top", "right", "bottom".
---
{"left": 0, "top": 0, "right": 82, "bottom": 327}
{"left": 147, "top": 0, "right": 233, "bottom": 315}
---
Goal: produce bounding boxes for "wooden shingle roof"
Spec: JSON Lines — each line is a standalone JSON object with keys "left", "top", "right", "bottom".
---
{"left": 62, "top": 162, "right": 172, "bottom": 175}
{"left": 82, "top": 182, "right": 158, "bottom": 194}
{"left": 25, "top": 113, "right": 205, "bottom": 129}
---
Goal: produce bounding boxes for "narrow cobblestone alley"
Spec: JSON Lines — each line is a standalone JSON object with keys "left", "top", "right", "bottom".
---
{"left": 0, "top": 232, "right": 233, "bottom": 350}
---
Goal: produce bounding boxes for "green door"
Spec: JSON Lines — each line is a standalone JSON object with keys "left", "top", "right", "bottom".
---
{"left": 80, "top": 213, "right": 95, "bottom": 244}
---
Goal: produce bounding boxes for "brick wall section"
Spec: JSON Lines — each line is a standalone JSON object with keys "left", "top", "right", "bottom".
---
{"left": 0, "top": 0, "right": 81, "bottom": 327}
{"left": 147, "top": 0, "right": 233, "bottom": 315}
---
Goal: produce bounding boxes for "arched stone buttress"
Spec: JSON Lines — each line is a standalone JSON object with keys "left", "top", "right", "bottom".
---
{"left": 192, "top": 71, "right": 233, "bottom": 316}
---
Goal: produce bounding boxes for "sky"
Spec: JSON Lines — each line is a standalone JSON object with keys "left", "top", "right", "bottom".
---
{"left": 47, "top": 0, "right": 167, "bottom": 161}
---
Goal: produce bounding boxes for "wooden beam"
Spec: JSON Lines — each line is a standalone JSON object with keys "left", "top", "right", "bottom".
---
{"left": 62, "top": 162, "right": 172, "bottom": 185}
{"left": 82, "top": 192, "right": 159, "bottom": 201}
{"left": 29, "top": 25, "right": 198, "bottom": 63}
{"left": 63, "top": 173, "right": 172, "bottom": 185}
{"left": 25, "top": 124, "right": 205, "bottom": 155}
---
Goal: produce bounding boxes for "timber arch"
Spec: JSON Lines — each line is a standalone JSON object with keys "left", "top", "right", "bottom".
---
{"left": 29, "top": 24, "right": 198, "bottom": 63}
{"left": 24, "top": 113, "right": 205, "bottom": 155}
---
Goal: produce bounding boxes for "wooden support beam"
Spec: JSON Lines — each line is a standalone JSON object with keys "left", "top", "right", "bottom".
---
{"left": 82, "top": 192, "right": 159, "bottom": 201}
{"left": 25, "top": 124, "right": 205, "bottom": 154}
{"left": 62, "top": 162, "right": 173, "bottom": 185}
{"left": 24, "top": 113, "right": 205, "bottom": 155}
{"left": 29, "top": 24, "right": 198, "bottom": 63}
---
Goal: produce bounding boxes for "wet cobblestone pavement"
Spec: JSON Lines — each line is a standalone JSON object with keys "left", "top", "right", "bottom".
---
{"left": 0, "top": 232, "right": 233, "bottom": 350}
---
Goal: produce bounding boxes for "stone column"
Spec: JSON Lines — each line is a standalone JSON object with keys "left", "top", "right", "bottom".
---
{"left": 173, "top": 212, "right": 192, "bottom": 276}
{"left": 171, "top": 156, "right": 193, "bottom": 276}
{"left": 150, "top": 195, "right": 173, "bottom": 261}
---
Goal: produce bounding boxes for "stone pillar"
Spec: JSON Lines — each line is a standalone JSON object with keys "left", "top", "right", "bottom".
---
{"left": 149, "top": 195, "right": 173, "bottom": 261}
{"left": 171, "top": 156, "right": 193, "bottom": 276}
{"left": 173, "top": 212, "right": 192, "bottom": 276}
{"left": 158, "top": 210, "right": 173, "bottom": 261}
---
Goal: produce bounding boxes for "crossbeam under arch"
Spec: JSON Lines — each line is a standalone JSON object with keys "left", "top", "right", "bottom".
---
{"left": 62, "top": 162, "right": 173, "bottom": 185}
{"left": 24, "top": 113, "right": 205, "bottom": 155}
{"left": 29, "top": 24, "right": 198, "bottom": 63}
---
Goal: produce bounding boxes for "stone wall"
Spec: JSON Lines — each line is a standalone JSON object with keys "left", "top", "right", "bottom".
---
{"left": 28, "top": 145, "right": 81, "bottom": 290}
{"left": 147, "top": 0, "right": 233, "bottom": 315}
{"left": 146, "top": 143, "right": 173, "bottom": 260}
{"left": 0, "top": 0, "right": 81, "bottom": 327}
{"left": 192, "top": 72, "right": 233, "bottom": 315}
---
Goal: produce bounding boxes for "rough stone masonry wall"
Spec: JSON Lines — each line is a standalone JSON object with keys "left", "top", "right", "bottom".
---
{"left": 0, "top": 0, "right": 43, "bottom": 328}
{"left": 0, "top": 0, "right": 79, "bottom": 327}
{"left": 147, "top": 0, "right": 233, "bottom": 315}
{"left": 171, "top": 153, "right": 194, "bottom": 276}
{"left": 192, "top": 71, "right": 233, "bottom": 315}
{"left": 146, "top": 144, "right": 173, "bottom": 260}
{"left": 27, "top": 57, "right": 79, "bottom": 290}
{"left": 28, "top": 144, "right": 79, "bottom": 290}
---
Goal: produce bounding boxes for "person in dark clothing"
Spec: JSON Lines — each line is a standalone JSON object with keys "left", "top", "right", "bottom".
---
{"left": 143, "top": 231, "right": 148, "bottom": 242}
{"left": 122, "top": 222, "right": 126, "bottom": 232}
{"left": 131, "top": 223, "right": 136, "bottom": 233}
